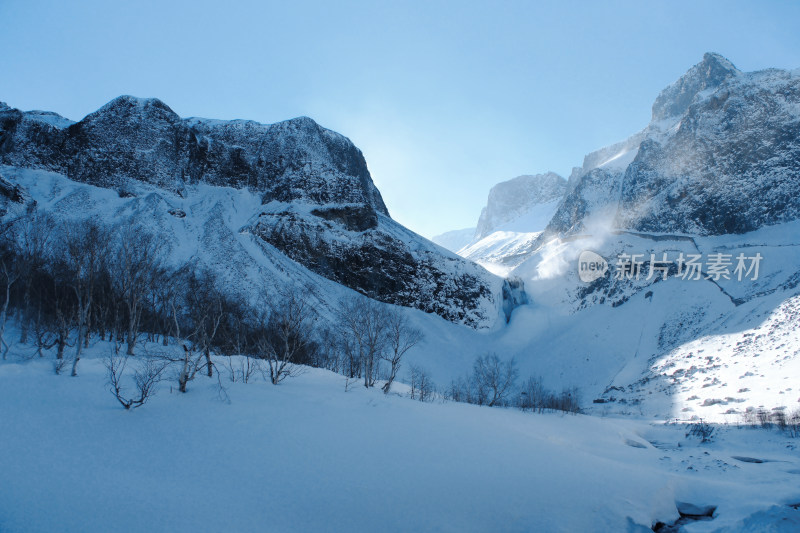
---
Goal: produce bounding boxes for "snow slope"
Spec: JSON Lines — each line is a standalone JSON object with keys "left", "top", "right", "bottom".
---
{"left": 442, "top": 174, "right": 566, "bottom": 274}
{"left": 431, "top": 227, "right": 475, "bottom": 253}
{"left": 457, "top": 230, "right": 542, "bottom": 277}
{"left": 1, "top": 344, "right": 799, "bottom": 532}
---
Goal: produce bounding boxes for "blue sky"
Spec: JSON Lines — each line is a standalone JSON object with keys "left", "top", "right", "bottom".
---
{"left": 1, "top": 1, "right": 799, "bottom": 238}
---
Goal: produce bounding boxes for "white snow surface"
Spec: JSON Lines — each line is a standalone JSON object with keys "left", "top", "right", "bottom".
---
{"left": 458, "top": 230, "right": 542, "bottom": 277}
{"left": 1, "top": 339, "right": 799, "bottom": 533}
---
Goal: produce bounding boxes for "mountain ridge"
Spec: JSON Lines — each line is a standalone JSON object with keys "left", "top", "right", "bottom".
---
{"left": 0, "top": 96, "right": 509, "bottom": 329}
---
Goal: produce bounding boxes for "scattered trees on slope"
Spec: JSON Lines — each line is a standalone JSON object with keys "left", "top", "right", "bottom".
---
{"left": 0, "top": 211, "right": 583, "bottom": 417}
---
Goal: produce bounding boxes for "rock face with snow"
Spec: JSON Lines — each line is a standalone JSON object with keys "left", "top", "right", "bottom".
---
{"left": 437, "top": 173, "right": 567, "bottom": 276}
{"left": 0, "top": 97, "right": 504, "bottom": 328}
{"left": 475, "top": 172, "right": 566, "bottom": 239}
{"left": 618, "top": 64, "right": 800, "bottom": 235}
{"left": 650, "top": 52, "right": 740, "bottom": 122}
{"left": 543, "top": 52, "right": 800, "bottom": 239}
{"left": 0, "top": 96, "right": 387, "bottom": 212}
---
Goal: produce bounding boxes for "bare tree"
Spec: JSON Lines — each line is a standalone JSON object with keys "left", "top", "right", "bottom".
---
{"left": 257, "top": 287, "right": 318, "bottom": 384}
{"left": 381, "top": 309, "right": 423, "bottom": 394}
{"left": 62, "top": 220, "right": 111, "bottom": 376}
{"left": 0, "top": 242, "right": 19, "bottom": 360}
{"left": 51, "top": 277, "right": 74, "bottom": 362}
{"left": 113, "top": 223, "right": 164, "bottom": 356}
{"left": 316, "top": 326, "right": 342, "bottom": 374}
{"left": 519, "top": 376, "right": 547, "bottom": 412}
{"left": 471, "top": 353, "right": 518, "bottom": 407}
{"left": 106, "top": 352, "right": 168, "bottom": 409}
{"left": 337, "top": 296, "right": 389, "bottom": 388}
{"left": 409, "top": 364, "right": 435, "bottom": 402}
{"left": 176, "top": 343, "right": 209, "bottom": 393}
{"left": 15, "top": 212, "right": 53, "bottom": 344}
{"left": 185, "top": 270, "right": 226, "bottom": 378}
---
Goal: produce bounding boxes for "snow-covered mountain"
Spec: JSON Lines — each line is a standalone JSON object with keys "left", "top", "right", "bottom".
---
{"left": 2, "top": 53, "right": 798, "bottom": 420}
{"left": 421, "top": 53, "right": 800, "bottom": 422}
{"left": 544, "top": 52, "right": 800, "bottom": 241}
{"left": 0, "top": 97, "right": 508, "bottom": 329}
{"left": 435, "top": 173, "right": 567, "bottom": 275}
{"left": 502, "top": 53, "right": 800, "bottom": 419}
{"left": 474, "top": 172, "right": 567, "bottom": 239}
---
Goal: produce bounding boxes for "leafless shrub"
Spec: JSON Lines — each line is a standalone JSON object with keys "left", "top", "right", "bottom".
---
{"left": 517, "top": 377, "right": 581, "bottom": 414}
{"left": 255, "top": 286, "right": 317, "bottom": 385}
{"left": 787, "top": 409, "right": 800, "bottom": 438}
{"left": 53, "top": 354, "right": 70, "bottom": 375}
{"left": 336, "top": 296, "right": 388, "bottom": 388}
{"left": 686, "top": 420, "right": 715, "bottom": 443}
{"left": 226, "top": 356, "right": 261, "bottom": 384}
{"left": 757, "top": 408, "right": 772, "bottom": 428}
{"left": 409, "top": 364, "right": 435, "bottom": 402}
{"left": 471, "top": 353, "right": 518, "bottom": 407}
{"left": 106, "top": 352, "right": 168, "bottom": 409}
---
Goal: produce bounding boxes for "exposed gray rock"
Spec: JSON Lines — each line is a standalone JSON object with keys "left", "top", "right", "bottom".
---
{"left": 0, "top": 95, "right": 388, "bottom": 214}
{"left": 651, "top": 52, "right": 739, "bottom": 122}
{"left": 541, "top": 53, "right": 800, "bottom": 240}
{"left": 618, "top": 67, "right": 800, "bottom": 235}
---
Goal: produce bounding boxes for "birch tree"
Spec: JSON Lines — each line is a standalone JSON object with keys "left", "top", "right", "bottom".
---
{"left": 113, "top": 224, "right": 164, "bottom": 356}
{"left": 62, "top": 221, "right": 110, "bottom": 376}
{"left": 257, "top": 286, "right": 318, "bottom": 384}
{"left": 381, "top": 308, "right": 423, "bottom": 394}
{"left": 337, "top": 296, "right": 389, "bottom": 388}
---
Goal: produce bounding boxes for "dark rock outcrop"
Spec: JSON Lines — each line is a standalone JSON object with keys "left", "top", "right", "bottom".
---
{"left": 0, "top": 95, "right": 388, "bottom": 214}
{"left": 251, "top": 206, "right": 498, "bottom": 327}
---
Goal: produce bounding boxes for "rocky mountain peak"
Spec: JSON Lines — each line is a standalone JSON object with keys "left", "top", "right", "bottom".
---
{"left": 89, "top": 95, "right": 181, "bottom": 123}
{"left": 475, "top": 172, "right": 566, "bottom": 239}
{"left": 651, "top": 52, "right": 740, "bottom": 122}
{"left": 0, "top": 96, "right": 389, "bottom": 214}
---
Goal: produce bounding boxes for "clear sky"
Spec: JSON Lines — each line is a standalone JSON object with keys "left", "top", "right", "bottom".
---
{"left": 1, "top": 1, "right": 799, "bottom": 238}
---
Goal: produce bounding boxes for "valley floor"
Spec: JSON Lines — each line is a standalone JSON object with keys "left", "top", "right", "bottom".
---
{"left": 1, "top": 341, "right": 799, "bottom": 533}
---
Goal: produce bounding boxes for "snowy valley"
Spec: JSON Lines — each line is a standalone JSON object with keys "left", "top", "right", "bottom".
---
{"left": 1, "top": 50, "right": 800, "bottom": 532}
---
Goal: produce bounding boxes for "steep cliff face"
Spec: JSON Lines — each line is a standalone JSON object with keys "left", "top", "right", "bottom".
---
{"left": 650, "top": 52, "right": 740, "bottom": 122}
{"left": 0, "top": 96, "right": 388, "bottom": 213}
{"left": 475, "top": 173, "right": 566, "bottom": 239}
{"left": 618, "top": 66, "right": 800, "bottom": 235}
{"left": 542, "top": 53, "right": 800, "bottom": 239}
{"left": 0, "top": 97, "right": 504, "bottom": 329}
{"left": 250, "top": 203, "right": 500, "bottom": 326}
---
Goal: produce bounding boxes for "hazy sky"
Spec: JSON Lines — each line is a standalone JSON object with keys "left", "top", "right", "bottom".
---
{"left": 1, "top": 1, "right": 799, "bottom": 238}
